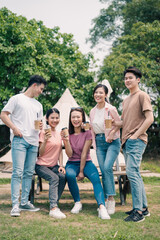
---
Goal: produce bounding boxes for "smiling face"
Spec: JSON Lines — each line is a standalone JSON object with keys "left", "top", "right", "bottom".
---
{"left": 71, "top": 110, "right": 83, "bottom": 129}
{"left": 47, "top": 112, "right": 60, "bottom": 130}
{"left": 94, "top": 87, "right": 107, "bottom": 104}
{"left": 124, "top": 72, "right": 140, "bottom": 92}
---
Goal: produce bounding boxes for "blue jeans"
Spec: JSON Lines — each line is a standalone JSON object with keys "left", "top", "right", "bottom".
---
{"left": 96, "top": 134, "right": 121, "bottom": 199}
{"left": 123, "top": 139, "right": 147, "bottom": 211}
{"left": 11, "top": 136, "right": 38, "bottom": 206}
{"left": 35, "top": 164, "right": 66, "bottom": 209}
{"left": 65, "top": 161, "right": 105, "bottom": 206}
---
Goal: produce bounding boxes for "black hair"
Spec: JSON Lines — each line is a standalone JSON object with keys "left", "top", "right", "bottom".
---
{"left": 93, "top": 84, "right": 108, "bottom": 102}
{"left": 46, "top": 108, "right": 60, "bottom": 125}
{"left": 69, "top": 107, "right": 86, "bottom": 134}
{"left": 123, "top": 67, "right": 142, "bottom": 79}
{"left": 28, "top": 75, "right": 47, "bottom": 87}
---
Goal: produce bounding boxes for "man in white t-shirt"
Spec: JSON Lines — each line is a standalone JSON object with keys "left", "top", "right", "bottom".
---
{"left": 1, "top": 75, "right": 47, "bottom": 217}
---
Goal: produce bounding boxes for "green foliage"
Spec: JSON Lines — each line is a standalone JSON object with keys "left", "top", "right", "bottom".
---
{"left": 0, "top": 7, "right": 95, "bottom": 114}
{"left": 98, "top": 21, "right": 160, "bottom": 122}
{"left": 88, "top": 0, "right": 160, "bottom": 46}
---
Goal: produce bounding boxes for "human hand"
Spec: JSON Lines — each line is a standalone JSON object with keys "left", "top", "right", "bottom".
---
{"left": 44, "top": 130, "right": 52, "bottom": 141}
{"left": 106, "top": 131, "right": 115, "bottom": 143}
{"left": 39, "top": 121, "right": 43, "bottom": 130}
{"left": 77, "top": 172, "right": 85, "bottom": 181}
{"left": 129, "top": 135, "right": 138, "bottom": 140}
{"left": 58, "top": 166, "right": 66, "bottom": 174}
{"left": 61, "top": 130, "right": 69, "bottom": 141}
{"left": 13, "top": 127, "right": 23, "bottom": 137}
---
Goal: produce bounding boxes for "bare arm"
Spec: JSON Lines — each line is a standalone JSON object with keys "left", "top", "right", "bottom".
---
{"left": 130, "top": 110, "right": 154, "bottom": 139}
{"left": 61, "top": 131, "right": 73, "bottom": 158}
{"left": 77, "top": 139, "right": 92, "bottom": 181}
{"left": 58, "top": 149, "right": 66, "bottom": 174}
{"left": 1, "top": 111, "right": 22, "bottom": 137}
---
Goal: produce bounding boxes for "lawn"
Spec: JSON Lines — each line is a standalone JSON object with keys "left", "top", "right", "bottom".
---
{"left": 0, "top": 176, "right": 160, "bottom": 240}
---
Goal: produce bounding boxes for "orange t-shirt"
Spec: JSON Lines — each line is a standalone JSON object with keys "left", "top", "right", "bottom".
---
{"left": 122, "top": 90, "right": 153, "bottom": 146}
{"left": 36, "top": 130, "right": 62, "bottom": 167}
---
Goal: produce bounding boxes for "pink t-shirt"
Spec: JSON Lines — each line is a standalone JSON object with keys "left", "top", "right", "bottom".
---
{"left": 69, "top": 130, "right": 92, "bottom": 162}
{"left": 36, "top": 130, "right": 62, "bottom": 167}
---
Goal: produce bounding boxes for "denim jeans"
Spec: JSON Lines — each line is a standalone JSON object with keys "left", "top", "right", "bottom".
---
{"left": 123, "top": 138, "right": 147, "bottom": 211}
{"left": 96, "top": 134, "right": 121, "bottom": 199}
{"left": 35, "top": 164, "right": 66, "bottom": 209}
{"left": 65, "top": 161, "right": 105, "bottom": 206}
{"left": 11, "top": 136, "right": 38, "bottom": 206}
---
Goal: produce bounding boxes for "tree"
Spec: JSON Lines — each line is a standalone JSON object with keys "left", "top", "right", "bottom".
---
{"left": 88, "top": 0, "right": 160, "bottom": 47}
{"left": 98, "top": 21, "right": 160, "bottom": 122}
{"left": 0, "top": 7, "right": 96, "bottom": 115}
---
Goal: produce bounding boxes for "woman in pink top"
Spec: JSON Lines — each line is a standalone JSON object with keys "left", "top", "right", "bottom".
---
{"left": 90, "top": 84, "right": 121, "bottom": 215}
{"left": 35, "top": 108, "right": 66, "bottom": 219}
{"left": 62, "top": 107, "right": 110, "bottom": 220}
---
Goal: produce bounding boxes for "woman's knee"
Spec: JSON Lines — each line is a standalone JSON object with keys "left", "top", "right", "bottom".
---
{"left": 65, "top": 170, "right": 76, "bottom": 181}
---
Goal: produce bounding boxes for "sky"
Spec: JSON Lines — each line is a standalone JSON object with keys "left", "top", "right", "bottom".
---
{"left": 0, "top": 0, "right": 111, "bottom": 66}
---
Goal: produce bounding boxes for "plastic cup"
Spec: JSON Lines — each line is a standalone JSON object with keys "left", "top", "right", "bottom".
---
{"left": 62, "top": 127, "right": 69, "bottom": 137}
{"left": 83, "top": 121, "right": 90, "bottom": 131}
{"left": 105, "top": 117, "right": 112, "bottom": 130}
{"left": 44, "top": 127, "right": 52, "bottom": 138}
{"left": 34, "top": 120, "right": 41, "bottom": 130}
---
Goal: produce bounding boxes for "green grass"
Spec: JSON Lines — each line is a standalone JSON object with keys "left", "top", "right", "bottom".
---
{"left": 142, "top": 156, "right": 160, "bottom": 173}
{"left": 0, "top": 178, "right": 11, "bottom": 184}
{"left": 0, "top": 177, "right": 160, "bottom": 240}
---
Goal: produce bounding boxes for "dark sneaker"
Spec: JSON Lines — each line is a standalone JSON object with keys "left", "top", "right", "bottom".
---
{"left": 19, "top": 201, "right": 40, "bottom": 212}
{"left": 124, "top": 210, "right": 145, "bottom": 222}
{"left": 10, "top": 204, "right": 21, "bottom": 217}
{"left": 125, "top": 209, "right": 135, "bottom": 215}
{"left": 142, "top": 208, "right": 150, "bottom": 217}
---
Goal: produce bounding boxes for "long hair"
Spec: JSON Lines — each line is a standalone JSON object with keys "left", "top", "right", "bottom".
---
{"left": 69, "top": 107, "right": 86, "bottom": 134}
{"left": 93, "top": 84, "right": 109, "bottom": 102}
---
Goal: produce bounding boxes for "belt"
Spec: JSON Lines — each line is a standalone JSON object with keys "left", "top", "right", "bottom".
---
{"left": 95, "top": 133, "right": 105, "bottom": 137}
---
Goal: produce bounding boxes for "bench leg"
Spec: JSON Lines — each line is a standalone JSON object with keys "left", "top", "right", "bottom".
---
{"left": 118, "top": 175, "right": 128, "bottom": 205}
{"left": 29, "top": 174, "right": 35, "bottom": 204}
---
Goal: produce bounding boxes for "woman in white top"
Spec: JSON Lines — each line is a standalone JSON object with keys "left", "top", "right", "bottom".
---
{"left": 90, "top": 84, "right": 121, "bottom": 215}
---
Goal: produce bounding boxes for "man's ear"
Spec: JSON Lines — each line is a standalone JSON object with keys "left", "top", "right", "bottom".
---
{"left": 137, "top": 78, "right": 140, "bottom": 84}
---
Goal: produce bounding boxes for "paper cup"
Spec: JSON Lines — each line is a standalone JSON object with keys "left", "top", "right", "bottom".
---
{"left": 83, "top": 121, "right": 90, "bottom": 131}
{"left": 62, "top": 127, "right": 69, "bottom": 137}
{"left": 44, "top": 128, "right": 52, "bottom": 138}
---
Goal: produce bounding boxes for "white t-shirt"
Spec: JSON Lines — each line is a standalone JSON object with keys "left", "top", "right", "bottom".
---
{"left": 2, "top": 93, "right": 43, "bottom": 146}
{"left": 92, "top": 107, "right": 105, "bottom": 134}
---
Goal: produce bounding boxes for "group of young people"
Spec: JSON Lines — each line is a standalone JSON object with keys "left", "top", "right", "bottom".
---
{"left": 1, "top": 66, "right": 154, "bottom": 223}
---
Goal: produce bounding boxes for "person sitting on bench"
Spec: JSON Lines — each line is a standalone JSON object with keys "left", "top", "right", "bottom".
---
{"left": 35, "top": 108, "right": 66, "bottom": 219}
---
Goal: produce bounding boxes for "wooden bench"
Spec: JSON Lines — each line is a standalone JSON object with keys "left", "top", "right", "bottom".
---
{"left": 1, "top": 166, "right": 150, "bottom": 206}
{"left": 28, "top": 169, "right": 150, "bottom": 205}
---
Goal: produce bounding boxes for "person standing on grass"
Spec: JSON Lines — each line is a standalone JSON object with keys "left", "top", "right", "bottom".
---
{"left": 1, "top": 75, "right": 47, "bottom": 217}
{"left": 35, "top": 108, "right": 66, "bottom": 219}
{"left": 61, "top": 107, "right": 110, "bottom": 220}
{"left": 113, "top": 67, "right": 154, "bottom": 222}
{"left": 90, "top": 84, "right": 121, "bottom": 215}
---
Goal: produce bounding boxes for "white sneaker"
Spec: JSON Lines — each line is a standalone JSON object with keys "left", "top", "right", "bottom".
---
{"left": 49, "top": 208, "right": 66, "bottom": 219}
{"left": 106, "top": 200, "right": 115, "bottom": 215}
{"left": 10, "top": 204, "right": 21, "bottom": 217}
{"left": 71, "top": 202, "right": 82, "bottom": 214}
{"left": 98, "top": 205, "right": 110, "bottom": 220}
